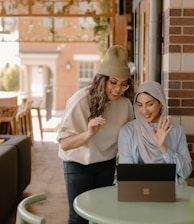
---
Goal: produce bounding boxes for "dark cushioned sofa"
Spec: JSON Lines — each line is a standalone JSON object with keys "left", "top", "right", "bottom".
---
{"left": 0, "top": 135, "right": 31, "bottom": 223}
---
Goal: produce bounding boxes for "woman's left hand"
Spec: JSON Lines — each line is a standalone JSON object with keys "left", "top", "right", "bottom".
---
{"left": 151, "top": 116, "right": 173, "bottom": 153}
{"left": 88, "top": 115, "right": 105, "bottom": 136}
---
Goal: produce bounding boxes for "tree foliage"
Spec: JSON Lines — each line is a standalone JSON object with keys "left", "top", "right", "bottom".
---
{"left": 0, "top": 63, "right": 19, "bottom": 91}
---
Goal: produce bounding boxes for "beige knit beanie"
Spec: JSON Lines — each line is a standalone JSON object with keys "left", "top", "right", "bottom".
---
{"left": 98, "top": 45, "right": 131, "bottom": 79}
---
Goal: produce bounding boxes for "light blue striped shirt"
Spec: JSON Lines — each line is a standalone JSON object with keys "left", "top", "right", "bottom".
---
{"left": 118, "top": 120, "right": 192, "bottom": 183}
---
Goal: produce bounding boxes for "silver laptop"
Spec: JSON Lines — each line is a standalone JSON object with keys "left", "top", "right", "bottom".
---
{"left": 117, "top": 163, "right": 176, "bottom": 202}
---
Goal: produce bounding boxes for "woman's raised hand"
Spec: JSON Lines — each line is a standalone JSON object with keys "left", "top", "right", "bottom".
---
{"left": 151, "top": 116, "right": 173, "bottom": 153}
{"left": 88, "top": 115, "right": 106, "bottom": 136}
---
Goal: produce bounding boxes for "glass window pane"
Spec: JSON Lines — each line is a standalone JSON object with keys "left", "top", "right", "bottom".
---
{"left": 79, "top": 61, "right": 95, "bottom": 88}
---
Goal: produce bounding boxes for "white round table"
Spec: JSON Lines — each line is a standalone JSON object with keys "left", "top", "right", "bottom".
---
{"left": 74, "top": 185, "right": 194, "bottom": 224}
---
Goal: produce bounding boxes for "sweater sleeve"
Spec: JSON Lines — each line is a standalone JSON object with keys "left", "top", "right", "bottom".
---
{"left": 56, "top": 88, "right": 90, "bottom": 142}
{"left": 118, "top": 121, "right": 137, "bottom": 163}
{"left": 162, "top": 125, "right": 192, "bottom": 179}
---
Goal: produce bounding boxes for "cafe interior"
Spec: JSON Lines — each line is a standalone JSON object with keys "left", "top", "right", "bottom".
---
{"left": 1, "top": 0, "right": 194, "bottom": 223}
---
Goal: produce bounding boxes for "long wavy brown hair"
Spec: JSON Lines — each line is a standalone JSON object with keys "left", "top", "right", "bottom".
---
{"left": 87, "top": 74, "right": 135, "bottom": 120}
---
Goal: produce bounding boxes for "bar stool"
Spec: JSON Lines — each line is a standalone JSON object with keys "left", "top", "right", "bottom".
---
{"left": 0, "top": 95, "right": 18, "bottom": 107}
{"left": 31, "top": 99, "right": 43, "bottom": 141}
{"left": 0, "top": 106, "right": 18, "bottom": 134}
{"left": 16, "top": 99, "right": 34, "bottom": 144}
{"left": 15, "top": 193, "right": 47, "bottom": 224}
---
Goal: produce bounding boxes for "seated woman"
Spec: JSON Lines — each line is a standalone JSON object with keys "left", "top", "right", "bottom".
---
{"left": 118, "top": 80, "right": 192, "bottom": 184}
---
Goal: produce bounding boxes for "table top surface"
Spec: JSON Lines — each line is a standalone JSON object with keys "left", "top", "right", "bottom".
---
{"left": 0, "top": 92, "right": 19, "bottom": 98}
{"left": 73, "top": 185, "right": 194, "bottom": 224}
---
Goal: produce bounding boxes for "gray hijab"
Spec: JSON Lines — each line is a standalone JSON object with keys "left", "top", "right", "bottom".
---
{"left": 133, "top": 80, "right": 167, "bottom": 163}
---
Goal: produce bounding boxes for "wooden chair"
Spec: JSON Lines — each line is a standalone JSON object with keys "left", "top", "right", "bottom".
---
{"left": 0, "top": 106, "right": 18, "bottom": 134}
{"left": 15, "top": 193, "right": 47, "bottom": 224}
{"left": 0, "top": 96, "right": 18, "bottom": 107}
{"left": 16, "top": 99, "right": 34, "bottom": 143}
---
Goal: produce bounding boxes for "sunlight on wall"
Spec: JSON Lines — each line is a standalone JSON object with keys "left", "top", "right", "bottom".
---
{"left": 0, "top": 32, "right": 20, "bottom": 70}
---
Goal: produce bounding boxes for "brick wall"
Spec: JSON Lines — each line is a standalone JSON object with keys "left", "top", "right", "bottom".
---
{"left": 162, "top": 0, "right": 194, "bottom": 177}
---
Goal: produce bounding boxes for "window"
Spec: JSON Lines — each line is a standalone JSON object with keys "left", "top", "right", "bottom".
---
{"left": 79, "top": 62, "right": 95, "bottom": 88}
{"left": 44, "top": 2, "right": 62, "bottom": 27}
{"left": 74, "top": 54, "right": 100, "bottom": 89}
{"left": 79, "top": 17, "right": 94, "bottom": 29}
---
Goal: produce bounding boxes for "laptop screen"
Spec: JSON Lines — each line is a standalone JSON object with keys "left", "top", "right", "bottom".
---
{"left": 117, "top": 163, "right": 176, "bottom": 181}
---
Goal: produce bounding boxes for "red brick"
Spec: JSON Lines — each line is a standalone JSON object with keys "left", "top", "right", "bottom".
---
{"left": 183, "top": 9, "right": 194, "bottom": 16}
{"left": 170, "top": 9, "right": 182, "bottom": 16}
{"left": 170, "top": 36, "right": 194, "bottom": 44}
{"left": 170, "top": 27, "right": 181, "bottom": 34}
{"left": 168, "top": 99, "right": 180, "bottom": 106}
{"left": 170, "top": 18, "right": 194, "bottom": 26}
{"left": 182, "top": 99, "right": 194, "bottom": 106}
{"left": 169, "top": 90, "right": 194, "bottom": 98}
{"left": 188, "top": 144, "right": 193, "bottom": 152}
{"left": 183, "top": 27, "right": 194, "bottom": 34}
{"left": 182, "top": 82, "right": 194, "bottom": 89}
{"left": 169, "top": 73, "right": 194, "bottom": 80}
{"left": 169, "top": 45, "right": 181, "bottom": 52}
{"left": 169, "top": 81, "right": 181, "bottom": 89}
{"left": 191, "top": 151, "right": 194, "bottom": 158}
{"left": 169, "top": 108, "right": 193, "bottom": 116}
{"left": 183, "top": 45, "right": 194, "bottom": 53}
{"left": 187, "top": 135, "right": 194, "bottom": 143}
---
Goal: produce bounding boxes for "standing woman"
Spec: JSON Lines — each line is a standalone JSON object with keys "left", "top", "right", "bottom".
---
{"left": 118, "top": 80, "right": 192, "bottom": 183}
{"left": 57, "top": 45, "right": 134, "bottom": 224}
